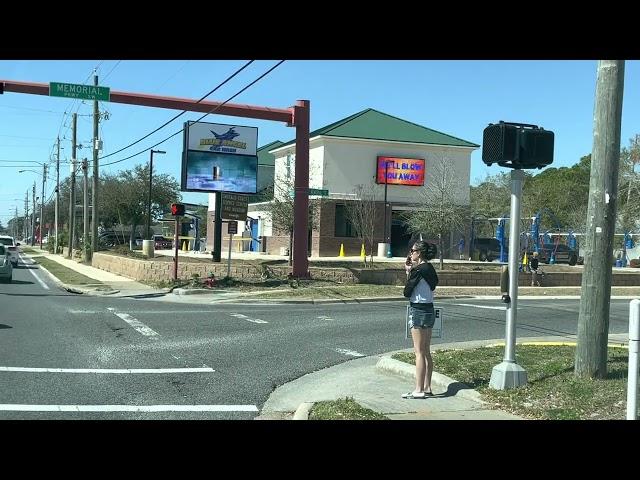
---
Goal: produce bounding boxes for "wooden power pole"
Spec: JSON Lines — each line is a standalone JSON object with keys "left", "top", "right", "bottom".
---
{"left": 575, "top": 60, "right": 625, "bottom": 379}
{"left": 91, "top": 73, "right": 99, "bottom": 260}
{"left": 67, "top": 113, "right": 77, "bottom": 258}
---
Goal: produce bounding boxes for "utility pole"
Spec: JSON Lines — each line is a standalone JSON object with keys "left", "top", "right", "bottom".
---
{"left": 24, "top": 191, "right": 28, "bottom": 241}
{"left": 55, "top": 136, "right": 60, "bottom": 254}
{"left": 31, "top": 182, "right": 36, "bottom": 246}
{"left": 67, "top": 113, "right": 77, "bottom": 259}
{"left": 91, "top": 72, "right": 99, "bottom": 260}
{"left": 575, "top": 60, "right": 625, "bottom": 379}
{"left": 82, "top": 158, "right": 89, "bottom": 262}
{"left": 14, "top": 206, "right": 18, "bottom": 239}
{"left": 40, "top": 164, "right": 46, "bottom": 249}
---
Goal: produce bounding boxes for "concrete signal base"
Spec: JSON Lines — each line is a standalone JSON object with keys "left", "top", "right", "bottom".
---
{"left": 489, "top": 361, "right": 528, "bottom": 390}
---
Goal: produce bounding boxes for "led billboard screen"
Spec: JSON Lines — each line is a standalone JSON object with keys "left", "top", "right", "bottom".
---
{"left": 181, "top": 151, "right": 257, "bottom": 194}
{"left": 181, "top": 120, "right": 258, "bottom": 194}
{"left": 375, "top": 156, "right": 425, "bottom": 186}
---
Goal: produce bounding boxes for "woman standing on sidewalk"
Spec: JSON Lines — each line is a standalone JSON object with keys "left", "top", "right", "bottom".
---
{"left": 402, "top": 240, "right": 439, "bottom": 399}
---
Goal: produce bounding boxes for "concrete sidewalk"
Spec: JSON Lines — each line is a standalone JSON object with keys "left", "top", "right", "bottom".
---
{"left": 21, "top": 249, "right": 168, "bottom": 297}
{"left": 259, "top": 333, "right": 632, "bottom": 420}
{"left": 259, "top": 339, "right": 528, "bottom": 420}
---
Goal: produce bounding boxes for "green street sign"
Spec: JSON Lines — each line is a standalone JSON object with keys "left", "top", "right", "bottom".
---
{"left": 49, "top": 82, "right": 110, "bottom": 102}
{"left": 289, "top": 188, "right": 329, "bottom": 197}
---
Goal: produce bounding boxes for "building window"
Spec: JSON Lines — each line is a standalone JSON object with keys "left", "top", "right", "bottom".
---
{"left": 286, "top": 154, "right": 292, "bottom": 181}
{"left": 335, "top": 204, "right": 356, "bottom": 237}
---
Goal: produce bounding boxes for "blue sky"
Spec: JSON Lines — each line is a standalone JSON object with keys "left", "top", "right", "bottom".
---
{"left": 1, "top": 60, "right": 638, "bottom": 226}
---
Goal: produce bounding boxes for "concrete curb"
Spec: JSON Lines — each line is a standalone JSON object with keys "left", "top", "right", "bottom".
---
{"left": 31, "top": 262, "right": 119, "bottom": 296}
{"left": 292, "top": 402, "right": 314, "bottom": 420}
{"left": 173, "top": 288, "right": 215, "bottom": 295}
{"left": 376, "top": 356, "right": 486, "bottom": 404}
{"left": 219, "top": 295, "right": 477, "bottom": 305}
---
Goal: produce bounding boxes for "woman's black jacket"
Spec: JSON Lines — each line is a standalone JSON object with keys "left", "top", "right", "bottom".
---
{"left": 403, "top": 262, "right": 439, "bottom": 298}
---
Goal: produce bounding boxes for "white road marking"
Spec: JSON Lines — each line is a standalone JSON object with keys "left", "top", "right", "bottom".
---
{"left": 450, "top": 303, "right": 506, "bottom": 311}
{"left": 317, "top": 315, "right": 334, "bottom": 321}
{"left": 335, "top": 348, "right": 365, "bottom": 357}
{"left": 107, "top": 308, "right": 159, "bottom": 338}
{"left": 69, "top": 310, "right": 102, "bottom": 314}
{"left": 20, "top": 254, "right": 50, "bottom": 290}
{"left": 0, "top": 404, "right": 258, "bottom": 412}
{"left": 229, "top": 313, "right": 268, "bottom": 324}
{"left": 0, "top": 366, "right": 214, "bottom": 374}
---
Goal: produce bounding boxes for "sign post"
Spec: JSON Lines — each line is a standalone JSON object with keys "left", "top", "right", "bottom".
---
{"left": 173, "top": 217, "right": 180, "bottom": 281}
{"left": 227, "top": 222, "right": 237, "bottom": 278}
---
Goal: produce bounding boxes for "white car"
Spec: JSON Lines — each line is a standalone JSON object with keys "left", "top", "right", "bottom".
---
{"left": 0, "top": 235, "right": 19, "bottom": 267}
{"left": 0, "top": 244, "right": 12, "bottom": 282}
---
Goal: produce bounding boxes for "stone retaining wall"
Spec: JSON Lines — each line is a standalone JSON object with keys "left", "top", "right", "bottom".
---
{"left": 91, "top": 252, "right": 640, "bottom": 286}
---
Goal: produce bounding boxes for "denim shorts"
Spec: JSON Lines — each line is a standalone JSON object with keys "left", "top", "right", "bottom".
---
{"left": 408, "top": 303, "right": 435, "bottom": 329}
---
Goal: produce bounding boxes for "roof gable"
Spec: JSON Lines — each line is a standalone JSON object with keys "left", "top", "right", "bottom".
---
{"left": 277, "top": 109, "right": 479, "bottom": 150}
{"left": 258, "top": 140, "right": 284, "bottom": 167}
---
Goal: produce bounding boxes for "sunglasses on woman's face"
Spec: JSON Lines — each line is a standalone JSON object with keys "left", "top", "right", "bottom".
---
{"left": 410, "top": 249, "right": 418, "bottom": 253}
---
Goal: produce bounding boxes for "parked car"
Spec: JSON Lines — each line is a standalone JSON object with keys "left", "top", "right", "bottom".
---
{"left": 0, "top": 245, "right": 13, "bottom": 282}
{"left": 99, "top": 232, "right": 142, "bottom": 248}
{"left": 153, "top": 235, "right": 173, "bottom": 249}
{"left": 531, "top": 243, "right": 578, "bottom": 265}
{"left": 472, "top": 237, "right": 507, "bottom": 262}
{"left": 0, "top": 235, "right": 19, "bottom": 267}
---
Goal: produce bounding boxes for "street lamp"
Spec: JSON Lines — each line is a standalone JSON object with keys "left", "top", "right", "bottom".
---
{"left": 147, "top": 149, "right": 166, "bottom": 240}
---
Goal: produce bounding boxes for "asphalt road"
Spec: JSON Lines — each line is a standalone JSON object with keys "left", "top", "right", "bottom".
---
{"left": 0, "top": 255, "right": 632, "bottom": 419}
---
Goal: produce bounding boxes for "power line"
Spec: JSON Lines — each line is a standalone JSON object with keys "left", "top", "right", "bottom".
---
{"left": 101, "top": 60, "right": 285, "bottom": 168}
{"left": 102, "top": 60, "right": 121, "bottom": 82}
{"left": 0, "top": 105, "right": 66, "bottom": 115}
{"left": 99, "top": 60, "right": 255, "bottom": 160}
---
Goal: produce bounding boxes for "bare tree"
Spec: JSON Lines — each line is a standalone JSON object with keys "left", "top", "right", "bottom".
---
{"left": 404, "top": 155, "right": 468, "bottom": 270}
{"left": 264, "top": 174, "right": 319, "bottom": 266}
{"left": 345, "top": 183, "right": 378, "bottom": 267}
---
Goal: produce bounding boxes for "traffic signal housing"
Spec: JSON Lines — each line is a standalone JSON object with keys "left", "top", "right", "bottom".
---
{"left": 170, "top": 203, "right": 185, "bottom": 216}
{"left": 482, "top": 121, "right": 554, "bottom": 169}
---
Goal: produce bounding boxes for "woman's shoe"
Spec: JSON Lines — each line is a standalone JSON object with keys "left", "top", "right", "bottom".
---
{"left": 402, "top": 391, "right": 426, "bottom": 399}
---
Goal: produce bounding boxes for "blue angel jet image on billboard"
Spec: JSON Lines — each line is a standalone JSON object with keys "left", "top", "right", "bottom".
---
{"left": 211, "top": 127, "right": 240, "bottom": 141}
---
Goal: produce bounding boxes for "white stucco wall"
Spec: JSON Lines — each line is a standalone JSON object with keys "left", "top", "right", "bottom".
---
{"left": 270, "top": 137, "right": 473, "bottom": 204}
{"left": 271, "top": 143, "right": 326, "bottom": 200}
{"left": 321, "top": 137, "right": 472, "bottom": 205}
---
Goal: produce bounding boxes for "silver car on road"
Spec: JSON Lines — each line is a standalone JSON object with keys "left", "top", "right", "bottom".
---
{"left": 0, "top": 235, "right": 19, "bottom": 267}
{"left": 0, "top": 244, "right": 13, "bottom": 282}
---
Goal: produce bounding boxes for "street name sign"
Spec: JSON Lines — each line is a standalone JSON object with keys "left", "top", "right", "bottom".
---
{"left": 288, "top": 188, "right": 329, "bottom": 198}
{"left": 49, "top": 82, "right": 111, "bottom": 102}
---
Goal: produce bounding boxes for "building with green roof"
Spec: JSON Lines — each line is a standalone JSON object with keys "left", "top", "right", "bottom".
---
{"left": 233, "top": 108, "right": 478, "bottom": 257}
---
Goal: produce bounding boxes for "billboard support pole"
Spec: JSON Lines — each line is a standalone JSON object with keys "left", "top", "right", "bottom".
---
{"left": 213, "top": 192, "right": 222, "bottom": 262}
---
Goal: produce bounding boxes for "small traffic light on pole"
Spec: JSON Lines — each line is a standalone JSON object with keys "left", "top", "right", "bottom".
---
{"left": 171, "top": 203, "right": 185, "bottom": 216}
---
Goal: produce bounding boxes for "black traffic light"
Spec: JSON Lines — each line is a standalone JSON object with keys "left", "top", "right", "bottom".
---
{"left": 482, "top": 121, "right": 554, "bottom": 169}
{"left": 170, "top": 203, "right": 185, "bottom": 216}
